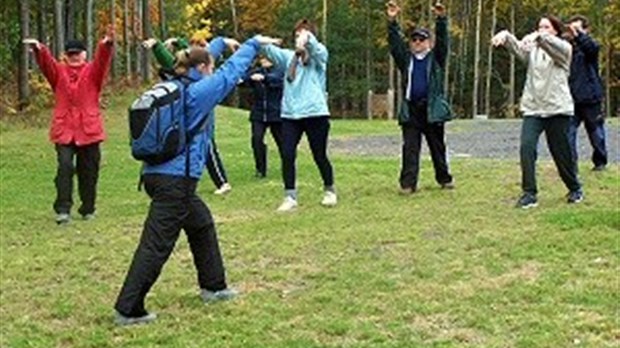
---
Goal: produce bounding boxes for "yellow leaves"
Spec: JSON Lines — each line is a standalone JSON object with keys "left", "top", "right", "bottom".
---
{"left": 184, "top": 0, "right": 215, "bottom": 39}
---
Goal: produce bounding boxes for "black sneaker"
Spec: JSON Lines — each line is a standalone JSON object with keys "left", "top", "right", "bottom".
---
{"left": 516, "top": 193, "right": 538, "bottom": 209}
{"left": 440, "top": 181, "right": 455, "bottom": 190}
{"left": 592, "top": 164, "right": 606, "bottom": 172}
{"left": 567, "top": 190, "right": 584, "bottom": 204}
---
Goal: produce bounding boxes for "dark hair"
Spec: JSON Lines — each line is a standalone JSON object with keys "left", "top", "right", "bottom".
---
{"left": 540, "top": 15, "right": 564, "bottom": 37}
{"left": 293, "top": 19, "right": 317, "bottom": 36}
{"left": 567, "top": 15, "right": 589, "bottom": 29}
{"left": 174, "top": 48, "right": 212, "bottom": 75}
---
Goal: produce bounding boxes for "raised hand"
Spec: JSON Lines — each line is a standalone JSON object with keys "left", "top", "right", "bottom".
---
{"left": 491, "top": 30, "right": 508, "bottom": 47}
{"left": 142, "top": 38, "right": 157, "bottom": 49}
{"left": 224, "top": 38, "right": 241, "bottom": 52}
{"left": 103, "top": 24, "right": 115, "bottom": 44}
{"left": 254, "top": 35, "right": 283, "bottom": 46}
{"left": 23, "top": 38, "right": 41, "bottom": 50}
{"left": 250, "top": 73, "right": 265, "bottom": 82}
{"left": 386, "top": 1, "right": 400, "bottom": 20}
{"left": 432, "top": 3, "right": 446, "bottom": 17}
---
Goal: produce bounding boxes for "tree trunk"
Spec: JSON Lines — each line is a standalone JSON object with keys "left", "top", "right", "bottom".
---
{"left": 472, "top": 0, "right": 482, "bottom": 118}
{"left": 484, "top": 0, "right": 497, "bottom": 117}
{"left": 509, "top": 3, "right": 515, "bottom": 118}
{"left": 141, "top": 0, "right": 151, "bottom": 82}
{"left": 365, "top": 0, "right": 372, "bottom": 119}
{"left": 124, "top": 0, "right": 131, "bottom": 80}
{"left": 36, "top": 1, "right": 46, "bottom": 43}
{"left": 54, "top": 0, "right": 64, "bottom": 57}
{"left": 443, "top": 0, "right": 451, "bottom": 98}
{"left": 158, "top": 0, "right": 166, "bottom": 38}
{"left": 322, "top": 0, "right": 327, "bottom": 43}
{"left": 133, "top": 0, "right": 143, "bottom": 80}
{"left": 65, "top": 0, "right": 75, "bottom": 41}
{"left": 229, "top": 0, "right": 239, "bottom": 37}
{"left": 110, "top": 0, "right": 117, "bottom": 80}
{"left": 18, "top": 0, "right": 30, "bottom": 110}
{"left": 85, "top": 0, "right": 94, "bottom": 58}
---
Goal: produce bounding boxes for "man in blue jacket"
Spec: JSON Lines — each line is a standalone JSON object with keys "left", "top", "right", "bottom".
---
{"left": 241, "top": 55, "right": 285, "bottom": 178}
{"left": 387, "top": 2, "right": 454, "bottom": 195}
{"left": 114, "top": 35, "right": 281, "bottom": 326}
{"left": 566, "top": 15, "right": 607, "bottom": 171}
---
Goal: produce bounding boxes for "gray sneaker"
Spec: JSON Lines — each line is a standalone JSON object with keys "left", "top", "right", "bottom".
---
{"left": 200, "top": 288, "right": 239, "bottom": 304}
{"left": 55, "top": 213, "right": 70, "bottom": 225}
{"left": 81, "top": 213, "right": 96, "bottom": 221}
{"left": 114, "top": 312, "right": 157, "bottom": 326}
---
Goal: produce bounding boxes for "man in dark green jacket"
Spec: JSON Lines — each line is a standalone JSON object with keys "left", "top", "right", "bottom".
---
{"left": 387, "top": 2, "right": 453, "bottom": 194}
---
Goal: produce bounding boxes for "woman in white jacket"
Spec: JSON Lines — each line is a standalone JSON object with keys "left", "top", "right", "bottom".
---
{"left": 492, "top": 15, "right": 583, "bottom": 209}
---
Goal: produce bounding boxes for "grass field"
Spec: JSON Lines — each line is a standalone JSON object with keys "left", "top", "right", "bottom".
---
{"left": 1, "top": 92, "right": 619, "bottom": 347}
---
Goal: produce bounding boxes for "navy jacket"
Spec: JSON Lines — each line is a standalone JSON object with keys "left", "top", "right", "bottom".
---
{"left": 569, "top": 32, "right": 603, "bottom": 105}
{"left": 243, "top": 67, "right": 284, "bottom": 123}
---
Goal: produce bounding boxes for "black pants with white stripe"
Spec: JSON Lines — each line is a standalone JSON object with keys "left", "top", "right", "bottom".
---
{"left": 206, "top": 138, "right": 228, "bottom": 188}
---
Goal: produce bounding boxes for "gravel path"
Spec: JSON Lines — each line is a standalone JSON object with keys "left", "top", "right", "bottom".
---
{"left": 331, "top": 119, "right": 619, "bottom": 163}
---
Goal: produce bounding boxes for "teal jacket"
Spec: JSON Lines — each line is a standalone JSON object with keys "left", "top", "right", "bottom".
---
{"left": 388, "top": 16, "right": 452, "bottom": 124}
{"left": 262, "top": 33, "right": 329, "bottom": 119}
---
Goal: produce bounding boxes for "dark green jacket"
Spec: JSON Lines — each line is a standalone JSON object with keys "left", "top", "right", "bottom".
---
{"left": 152, "top": 38, "right": 190, "bottom": 70}
{"left": 388, "top": 16, "right": 452, "bottom": 124}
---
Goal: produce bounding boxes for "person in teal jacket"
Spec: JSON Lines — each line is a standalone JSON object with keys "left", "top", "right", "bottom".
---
{"left": 262, "top": 19, "right": 337, "bottom": 212}
{"left": 143, "top": 36, "right": 240, "bottom": 195}
{"left": 114, "top": 35, "right": 280, "bottom": 326}
{"left": 387, "top": 2, "right": 454, "bottom": 195}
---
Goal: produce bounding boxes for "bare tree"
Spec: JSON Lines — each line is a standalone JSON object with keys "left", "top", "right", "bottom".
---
{"left": 141, "top": 0, "right": 152, "bottom": 82}
{"left": 36, "top": 1, "right": 47, "bottom": 44}
{"left": 133, "top": 0, "right": 143, "bottom": 80}
{"left": 158, "top": 0, "right": 166, "bottom": 38}
{"left": 18, "top": 0, "right": 30, "bottom": 110}
{"left": 65, "top": 0, "right": 75, "bottom": 41}
{"left": 85, "top": 0, "right": 94, "bottom": 58}
{"left": 484, "top": 0, "right": 497, "bottom": 117}
{"left": 472, "top": 0, "right": 482, "bottom": 118}
{"left": 54, "top": 0, "right": 64, "bottom": 57}
{"left": 508, "top": 2, "right": 515, "bottom": 118}
{"left": 110, "top": 0, "right": 117, "bottom": 80}
{"left": 124, "top": 0, "right": 131, "bottom": 79}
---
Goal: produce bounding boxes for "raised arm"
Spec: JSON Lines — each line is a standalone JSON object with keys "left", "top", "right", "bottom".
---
{"left": 433, "top": 4, "right": 449, "bottom": 69}
{"left": 261, "top": 44, "right": 294, "bottom": 71}
{"left": 91, "top": 25, "right": 115, "bottom": 90}
{"left": 493, "top": 30, "right": 529, "bottom": 63}
{"left": 24, "top": 40, "right": 59, "bottom": 89}
{"left": 187, "top": 37, "right": 263, "bottom": 128}
{"left": 573, "top": 32, "right": 599, "bottom": 63}
{"left": 304, "top": 32, "right": 328, "bottom": 66}
{"left": 537, "top": 33, "right": 572, "bottom": 71}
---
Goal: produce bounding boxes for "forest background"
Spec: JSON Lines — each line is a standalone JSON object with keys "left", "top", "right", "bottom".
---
{"left": 1, "top": 0, "right": 619, "bottom": 121}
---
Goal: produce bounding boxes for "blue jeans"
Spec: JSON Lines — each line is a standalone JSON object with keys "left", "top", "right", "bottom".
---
{"left": 568, "top": 103, "right": 607, "bottom": 168}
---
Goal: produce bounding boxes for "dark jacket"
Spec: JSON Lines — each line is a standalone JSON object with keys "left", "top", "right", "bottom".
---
{"left": 569, "top": 32, "right": 604, "bottom": 105}
{"left": 242, "top": 67, "right": 284, "bottom": 123}
{"left": 388, "top": 16, "right": 451, "bottom": 124}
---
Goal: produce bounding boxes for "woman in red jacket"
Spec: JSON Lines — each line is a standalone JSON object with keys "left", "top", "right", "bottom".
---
{"left": 23, "top": 26, "right": 114, "bottom": 224}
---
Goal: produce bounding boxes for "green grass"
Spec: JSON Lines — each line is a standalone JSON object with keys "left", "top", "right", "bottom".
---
{"left": 1, "top": 92, "right": 619, "bottom": 347}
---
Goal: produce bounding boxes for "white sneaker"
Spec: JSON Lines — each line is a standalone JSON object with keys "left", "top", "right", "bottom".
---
{"left": 277, "top": 196, "right": 298, "bottom": 212}
{"left": 321, "top": 191, "right": 337, "bottom": 207}
{"left": 214, "top": 183, "right": 232, "bottom": 195}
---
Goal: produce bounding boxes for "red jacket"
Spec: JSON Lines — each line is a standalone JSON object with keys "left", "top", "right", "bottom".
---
{"left": 34, "top": 41, "right": 113, "bottom": 146}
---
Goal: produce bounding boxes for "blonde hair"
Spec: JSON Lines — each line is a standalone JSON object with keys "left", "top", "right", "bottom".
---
{"left": 173, "top": 48, "right": 212, "bottom": 76}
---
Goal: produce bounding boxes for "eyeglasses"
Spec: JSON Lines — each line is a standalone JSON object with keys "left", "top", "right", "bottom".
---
{"left": 66, "top": 51, "right": 82, "bottom": 56}
{"left": 411, "top": 37, "right": 427, "bottom": 43}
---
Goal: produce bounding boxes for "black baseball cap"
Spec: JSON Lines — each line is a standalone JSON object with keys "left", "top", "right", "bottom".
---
{"left": 64, "top": 40, "right": 86, "bottom": 53}
{"left": 410, "top": 28, "right": 430, "bottom": 40}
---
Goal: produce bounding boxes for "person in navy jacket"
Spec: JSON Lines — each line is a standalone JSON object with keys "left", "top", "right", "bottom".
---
{"left": 565, "top": 15, "right": 608, "bottom": 171}
{"left": 241, "top": 55, "right": 285, "bottom": 178}
{"left": 114, "top": 35, "right": 281, "bottom": 326}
